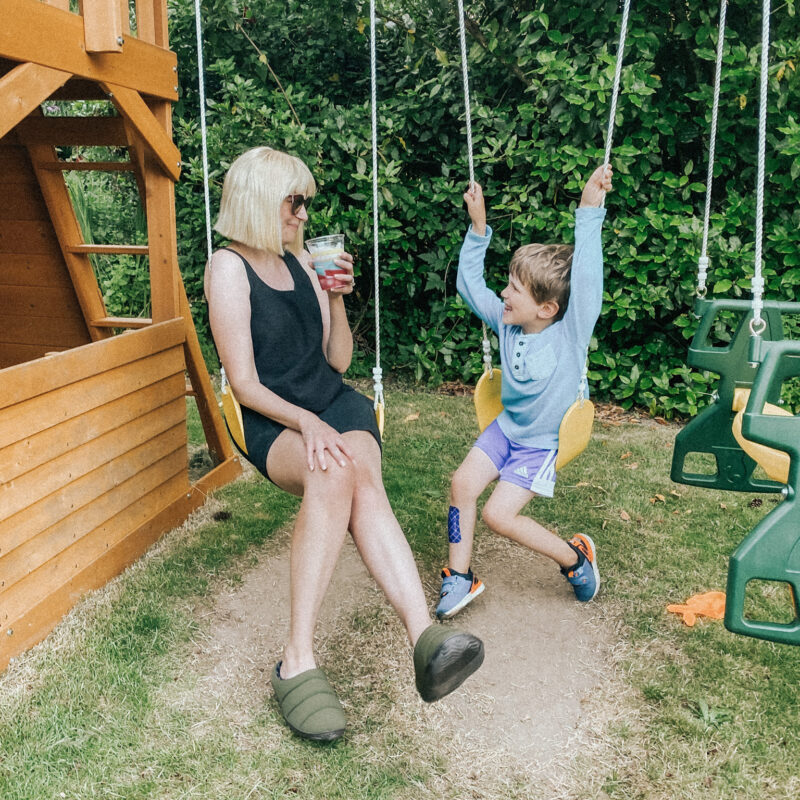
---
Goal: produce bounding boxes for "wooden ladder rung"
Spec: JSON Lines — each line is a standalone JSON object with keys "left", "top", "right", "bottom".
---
{"left": 68, "top": 244, "right": 149, "bottom": 255}
{"left": 91, "top": 316, "right": 153, "bottom": 329}
{"left": 41, "top": 161, "right": 135, "bottom": 172}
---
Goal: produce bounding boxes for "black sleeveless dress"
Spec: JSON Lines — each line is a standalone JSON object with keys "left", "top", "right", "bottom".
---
{"left": 221, "top": 247, "right": 381, "bottom": 481}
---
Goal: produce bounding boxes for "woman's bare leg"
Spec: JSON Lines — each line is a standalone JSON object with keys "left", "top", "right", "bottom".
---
{"left": 343, "top": 432, "right": 432, "bottom": 646}
{"left": 267, "top": 429, "right": 355, "bottom": 678}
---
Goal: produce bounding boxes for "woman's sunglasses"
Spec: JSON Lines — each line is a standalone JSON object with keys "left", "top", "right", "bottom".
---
{"left": 286, "top": 194, "right": 313, "bottom": 215}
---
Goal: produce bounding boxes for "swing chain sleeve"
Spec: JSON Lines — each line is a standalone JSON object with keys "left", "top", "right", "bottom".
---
{"left": 481, "top": 326, "right": 493, "bottom": 378}
{"left": 578, "top": 348, "right": 589, "bottom": 405}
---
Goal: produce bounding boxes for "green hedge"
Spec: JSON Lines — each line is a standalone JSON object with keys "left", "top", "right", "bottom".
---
{"left": 164, "top": 0, "right": 800, "bottom": 416}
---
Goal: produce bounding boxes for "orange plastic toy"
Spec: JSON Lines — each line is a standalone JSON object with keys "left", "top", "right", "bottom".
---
{"left": 666, "top": 591, "right": 726, "bottom": 627}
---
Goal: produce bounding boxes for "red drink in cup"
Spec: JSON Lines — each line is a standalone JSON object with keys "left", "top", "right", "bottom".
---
{"left": 306, "top": 234, "right": 347, "bottom": 290}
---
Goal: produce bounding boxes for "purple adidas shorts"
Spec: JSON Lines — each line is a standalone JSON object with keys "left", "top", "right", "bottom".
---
{"left": 474, "top": 420, "right": 558, "bottom": 497}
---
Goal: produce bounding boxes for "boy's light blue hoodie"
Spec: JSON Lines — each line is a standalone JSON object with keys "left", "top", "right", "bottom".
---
{"left": 457, "top": 206, "right": 606, "bottom": 450}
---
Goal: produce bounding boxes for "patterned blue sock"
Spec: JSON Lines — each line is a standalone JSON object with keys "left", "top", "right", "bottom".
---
{"left": 448, "top": 506, "right": 461, "bottom": 543}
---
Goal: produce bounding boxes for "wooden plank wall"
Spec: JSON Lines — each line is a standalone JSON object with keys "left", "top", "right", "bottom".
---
{"left": 0, "top": 132, "right": 91, "bottom": 368}
{"left": 0, "top": 320, "right": 190, "bottom": 668}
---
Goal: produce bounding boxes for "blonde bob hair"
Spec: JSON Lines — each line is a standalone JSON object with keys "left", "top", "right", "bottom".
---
{"left": 214, "top": 147, "right": 316, "bottom": 256}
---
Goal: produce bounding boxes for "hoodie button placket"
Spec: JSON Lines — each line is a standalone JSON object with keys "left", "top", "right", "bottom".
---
{"left": 513, "top": 339, "right": 526, "bottom": 373}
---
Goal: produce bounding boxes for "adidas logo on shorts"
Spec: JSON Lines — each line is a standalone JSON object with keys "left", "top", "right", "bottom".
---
{"left": 513, "top": 465, "right": 529, "bottom": 478}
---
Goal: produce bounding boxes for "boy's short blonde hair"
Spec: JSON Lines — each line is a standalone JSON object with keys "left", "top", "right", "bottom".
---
{"left": 509, "top": 243, "right": 574, "bottom": 322}
{"left": 214, "top": 146, "right": 316, "bottom": 256}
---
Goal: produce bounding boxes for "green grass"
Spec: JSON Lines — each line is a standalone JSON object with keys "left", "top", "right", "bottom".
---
{"left": 1, "top": 387, "right": 799, "bottom": 799}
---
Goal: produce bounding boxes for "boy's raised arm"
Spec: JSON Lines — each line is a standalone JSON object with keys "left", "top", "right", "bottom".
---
{"left": 566, "top": 165, "right": 613, "bottom": 341}
{"left": 456, "top": 181, "right": 503, "bottom": 334}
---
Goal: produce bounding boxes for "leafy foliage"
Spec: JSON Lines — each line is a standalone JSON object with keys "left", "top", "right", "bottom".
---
{"left": 164, "top": 0, "right": 800, "bottom": 415}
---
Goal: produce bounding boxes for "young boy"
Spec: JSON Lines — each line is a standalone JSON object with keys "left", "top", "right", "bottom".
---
{"left": 436, "top": 164, "right": 612, "bottom": 619}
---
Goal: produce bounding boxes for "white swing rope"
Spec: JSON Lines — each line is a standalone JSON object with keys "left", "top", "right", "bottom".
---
{"left": 192, "top": 0, "right": 230, "bottom": 392}
{"left": 455, "top": 0, "right": 491, "bottom": 377}
{"left": 369, "top": 0, "right": 384, "bottom": 413}
{"left": 574, "top": 0, "right": 631, "bottom": 402}
{"left": 193, "top": 0, "right": 213, "bottom": 267}
{"left": 602, "top": 0, "right": 631, "bottom": 172}
{"left": 750, "top": 0, "right": 771, "bottom": 338}
{"left": 696, "top": 0, "right": 729, "bottom": 298}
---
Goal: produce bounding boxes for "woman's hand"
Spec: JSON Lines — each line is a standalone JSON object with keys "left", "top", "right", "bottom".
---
{"left": 299, "top": 412, "right": 356, "bottom": 472}
{"left": 328, "top": 250, "right": 355, "bottom": 296}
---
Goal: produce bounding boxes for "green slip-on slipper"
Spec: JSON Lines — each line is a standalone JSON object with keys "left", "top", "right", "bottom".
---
{"left": 413, "top": 624, "right": 485, "bottom": 703}
{"left": 271, "top": 662, "right": 346, "bottom": 741}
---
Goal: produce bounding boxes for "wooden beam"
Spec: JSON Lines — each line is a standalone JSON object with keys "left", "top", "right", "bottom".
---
{"left": 66, "top": 244, "right": 148, "bottom": 255}
{"left": 122, "top": 119, "right": 148, "bottom": 212}
{"left": 135, "top": 0, "right": 156, "bottom": 45}
{"left": 15, "top": 116, "right": 127, "bottom": 147}
{"left": 120, "top": 0, "right": 131, "bottom": 36}
{"left": 192, "top": 455, "right": 242, "bottom": 495}
{"left": 82, "top": 0, "right": 123, "bottom": 54}
{"left": 0, "top": 0, "right": 178, "bottom": 101}
{"left": 144, "top": 162, "right": 180, "bottom": 322}
{"left": 40, "top": 161, "right": 134, "bottom": 172}
{"left": 0, "top": 63, "right": 70, "bottom": 141}
{"left": 151, "top": 0, "right": 169, "bottom": 49}
{"left": 22, "top": 142, "right": 111, "bottom": 343}
{"left": 179, "top": 281, "right": 236, "bottom": 465}
{"left": 101, "top": 82, "right": 181, "bottom": 181}
{"left": 90, "top": 316, "right": 152, "bottom": 329}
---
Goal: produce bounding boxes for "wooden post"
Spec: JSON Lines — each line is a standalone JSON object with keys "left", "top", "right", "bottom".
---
{"left": 82, "top": 0, "right": 124, "bottom": 54}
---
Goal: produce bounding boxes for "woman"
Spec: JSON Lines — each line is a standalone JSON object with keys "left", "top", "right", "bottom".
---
{"left": 205, "top": 147, "right": 484, "bottom": 742}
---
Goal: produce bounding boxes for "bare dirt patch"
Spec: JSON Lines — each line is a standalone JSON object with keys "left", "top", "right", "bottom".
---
{"left": 173, "top": 520, "right": 627, "bottom": 792}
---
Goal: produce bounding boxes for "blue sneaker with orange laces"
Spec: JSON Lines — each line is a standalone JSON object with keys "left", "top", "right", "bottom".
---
{"left": 561, "top": 534, "right": 600, "bottom": 602}
{"left": 435, "top": 568, "right": 485, "bottom": 619}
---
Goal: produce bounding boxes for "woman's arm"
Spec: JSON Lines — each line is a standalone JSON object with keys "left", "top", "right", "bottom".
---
{"left": 297, "top": 248, "right": 354, "bottom": 373}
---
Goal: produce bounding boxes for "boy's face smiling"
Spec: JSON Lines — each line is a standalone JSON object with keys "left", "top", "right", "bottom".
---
{"left": 501, "top": 275, "right": 558, "bottom": 334}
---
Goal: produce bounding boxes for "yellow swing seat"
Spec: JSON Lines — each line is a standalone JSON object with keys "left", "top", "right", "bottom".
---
{"left": 556, "top": 397, "right": 595, "bottom": 470}
{"left": 220, "top": 379, "right": 248, "bottom": 455}
{"left": 474, "top": 367, "right": 504, "bottom": 432}
{"left": 220, "top": 381, "right": 385, "bottom": 455}
{"left": 731, "top": 387, "right": 791, "bottom": 484}
{"left": 374, "top": 401, "right": 385, "bottom": 437}
{"left": 474, "top": 367, "right": 594, "bottom": 471}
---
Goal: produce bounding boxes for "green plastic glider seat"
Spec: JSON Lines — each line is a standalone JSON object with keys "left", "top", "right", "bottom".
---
{"left": 725, "top": 339, "right": 800, "bottom": 645}
{"left": 670, "top": 298, "right": 793, "bottom": 493}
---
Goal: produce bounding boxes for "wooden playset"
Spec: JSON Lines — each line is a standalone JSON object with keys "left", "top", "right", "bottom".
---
{"left": 0, "top": 0, "right": 242, "bottom": 670}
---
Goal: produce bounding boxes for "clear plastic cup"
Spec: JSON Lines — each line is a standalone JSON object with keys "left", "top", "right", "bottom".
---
{"left": 306, "top": 234, "right": 348, "bottom": 290}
